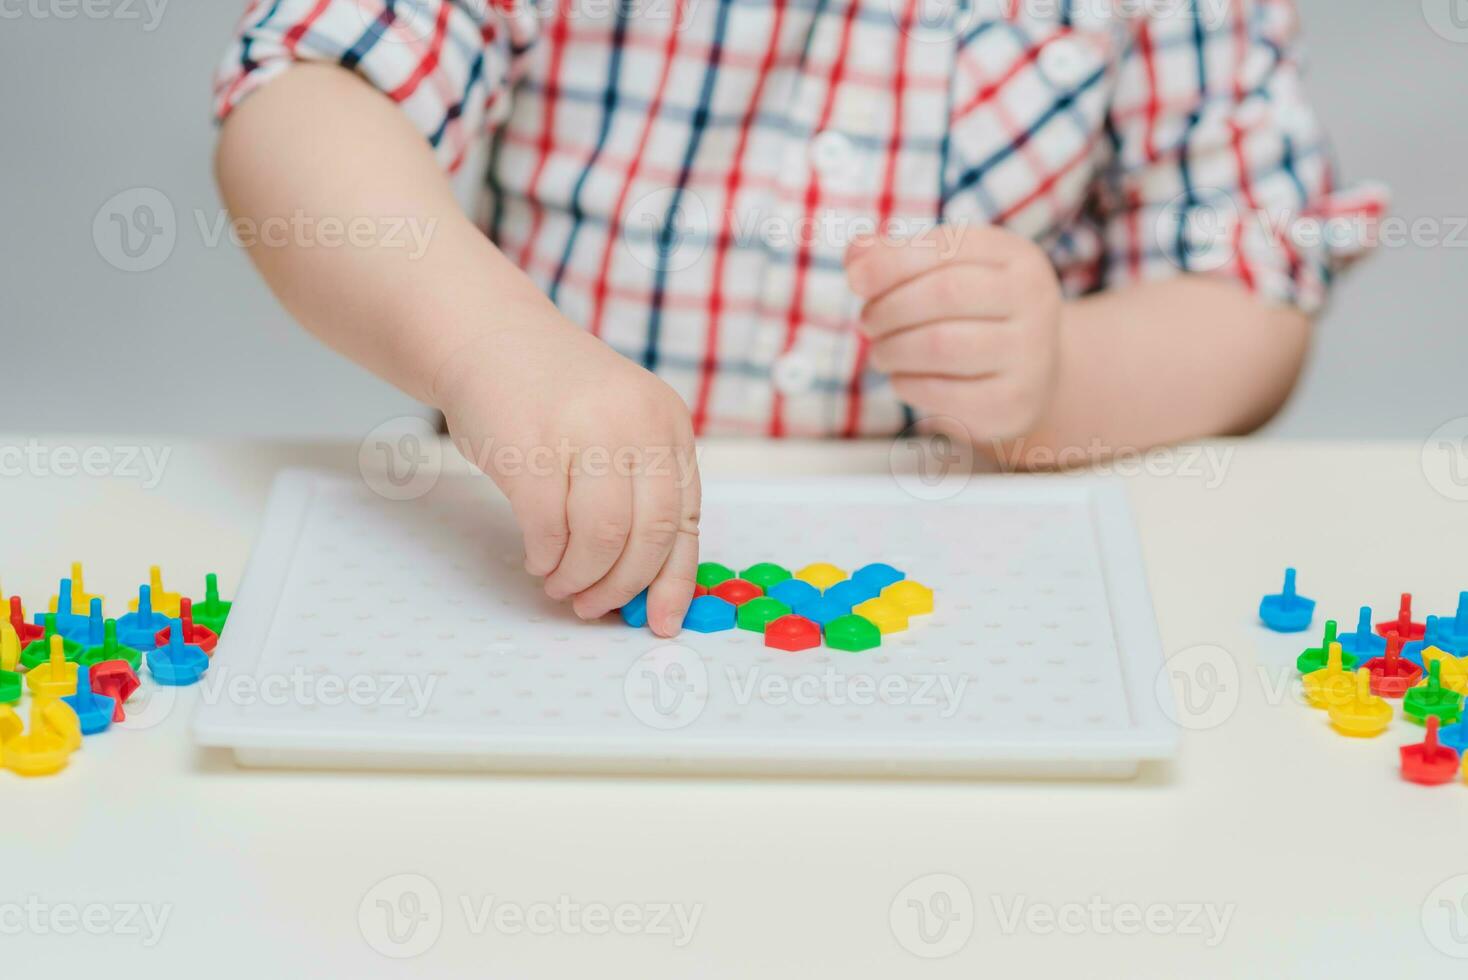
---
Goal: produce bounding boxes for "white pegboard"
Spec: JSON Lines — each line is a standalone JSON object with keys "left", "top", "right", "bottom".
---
{"left": 191, "top": 470, "right": 1177, "bottom": 777}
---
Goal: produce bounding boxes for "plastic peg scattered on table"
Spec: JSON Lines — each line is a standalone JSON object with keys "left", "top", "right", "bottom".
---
{"left": 44, "top": 578, "right": 91, "bottom": 641}
{"left": 1258, "top": 568, "right": 1315, "bottom": 633}
{"left": 1437, "top": 716, "right": 1468, "bottom": 756}
{"left": 1401, "top": 716, "right": 1460, "bottom": 785}
{"left": 2, "top": 699, "right": 76, "bottom": 777}
{"left": 8, "top": 596, "right": 44, "bottom": 645}
{"left": 1442, "top": 592, "right": 1468, "bottom": 648}
{"left": 0, "top": 703, "right": 19, "bottom": 742}
{"left": 1377, "top": 593, "right": 1426, "bottom": 641}
{"left": 794, "top": 563, "right": 848, "bottom": 591}
{"left": 89, "top": 660, "right": 140, "bottom": 722}
{"left": 191, "top": 573, "right": 232, "bottom": 634}
{"left": 62, "top": 665, "right": 116, "bottom": 736}
{"left": 1338, "top": 607, "right": 1387, "bottom": 660}
{"left": 154, "top": 598, "right": 219, "bottom": 655}
{"left": 0, "top": 621, "right": 19, "bottom": 673}
{"left": 1328, "top": 668, "right": 1393, "bottom": 737}
{"left": 682, "top": 595, "right": 737, "bottom": 633}
{"left": 764, "top": 614, "right": 821, "bottom": 652}
{"left": 1403, "top": 616, "right": 1448, "bottom": 669}
{"left": 1362, "top": 633, "right": 1422, "bottom": 698}
{"left": 1296, "top": 621, "right": 1352, "bottom": 675}
{"left": 146, "top": 620, "right": 210, "bottom": 686}
{"left": 1404, "top": 659, "right": 1463, "bottom": 726}
{"left": 0, "top": 627, "right": 20, "bottom": 705}
{"left": 82, "top": 619, "right": 143, "bottom": 671}
{"left": 26, "top": 636, "right": 79, "bottom": 698}
{"left": 50, "top": 562, "right": 101, "bottom": 616}
{"left": 128, "top": 566, "right": 181, "bottom": 618}
{"left": 20, "top": 615, "right": 84, "bottom": 670}
{"left": 117, "top": 584, "right": 171, "bottom": 650}
{"left": 1302, "top": 642, "right": 1356, "bottom": 710}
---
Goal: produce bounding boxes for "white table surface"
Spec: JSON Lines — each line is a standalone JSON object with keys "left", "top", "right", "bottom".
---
{"left": 5, "top": 435, "right": 1467, "bottom": 977}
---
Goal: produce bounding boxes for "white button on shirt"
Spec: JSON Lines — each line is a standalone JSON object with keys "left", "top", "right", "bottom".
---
{"left": 1038, "top": 37, "right": 1090, "bottom": 89}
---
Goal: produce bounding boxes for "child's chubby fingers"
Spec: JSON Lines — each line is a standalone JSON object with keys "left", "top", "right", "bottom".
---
{"left": 542, "top": 469, "right": 634, "bottom": 602}
{"left": 844, "top": 224, "right": 1012, "bottom": 301}
{"left": 859, "top": 263, "right": 1012, "bottom": 339}
{"left": 868, "top": 320, "right": 1011, "bottom": 378}
{"left": 507, "top": 469, "right": 572, "bottom": 577}
{"left": 890, "top": 374, "right": 1038, "bottom": 440}
{"left": 643, "top": 467, "right": 701, "bottom": 637}
{"left": 569, "top": 470, "right": 685, "bottom": 622}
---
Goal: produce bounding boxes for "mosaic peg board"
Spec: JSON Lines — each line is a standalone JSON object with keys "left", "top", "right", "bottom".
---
{"left": 192, "top": 470, "right": 1176, "bottom": 777}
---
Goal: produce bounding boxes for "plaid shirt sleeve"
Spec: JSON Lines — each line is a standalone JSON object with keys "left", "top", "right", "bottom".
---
{"left": 212, "top": 0, "right": 538, "bottom": 173}
{"left": 1093, "top": 0, "right": 1387, "bottom": 313}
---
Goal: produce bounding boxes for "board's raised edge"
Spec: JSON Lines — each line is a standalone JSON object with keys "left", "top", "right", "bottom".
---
{"left": 191, "top": 468, "right": 321, "bottom": 744}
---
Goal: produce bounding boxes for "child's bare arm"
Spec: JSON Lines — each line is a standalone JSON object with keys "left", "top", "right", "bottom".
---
{"left": 846, "top": 228, "right": 1310, "bottom": 464}
{"left": 215, "top": 64, "right": 700, "bottom": 635}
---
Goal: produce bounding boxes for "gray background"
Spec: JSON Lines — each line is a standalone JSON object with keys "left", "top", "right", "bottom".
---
{"left": 0, "top": 0, "right": 1462, "bottom": 439}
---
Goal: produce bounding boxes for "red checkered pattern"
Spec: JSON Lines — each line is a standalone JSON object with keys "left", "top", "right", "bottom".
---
{"left": 215, "top": 0, "right": 1384, "bottom": 437}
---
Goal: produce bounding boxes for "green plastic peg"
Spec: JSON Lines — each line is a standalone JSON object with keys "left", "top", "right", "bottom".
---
{"left": 1296, "top": 620, "right": 1353, "bottom": 675}
{"left": 824, "top": 614, "right": 881, "bottom": 653}
{"left": 82, "top": 619, "right": 144, "bottom": 672}
{"left": 20, "top": 614, "right": 83, "bottom": 670}
{"left": 740, "top": 562, "right": 792, "bottom": 592}
{"left": 696, "top": 562, "right": 736, "bottom": 589}
{"left": 192, "top": 573, "right": 232, "bottom": 635}
{"left": 1404, "top": 659, "right": 1463, "bottom": 726}
{"left": 737, "top": 596, "right": 792, "bottom": 633}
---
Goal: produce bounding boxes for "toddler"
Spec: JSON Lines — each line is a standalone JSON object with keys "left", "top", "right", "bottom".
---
{"left": 213, "top": 0, "right": 1382, "bottom": 635}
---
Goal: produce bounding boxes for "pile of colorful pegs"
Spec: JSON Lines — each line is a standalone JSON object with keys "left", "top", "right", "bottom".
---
{"left": 620, "top": 561, "right": 934, "bottom": 652}
{"left": 1285, "top": 579, "right": 1468, "bottom": 788}
{"left": 1, "top": 563, "right": 231, "bottom": 779}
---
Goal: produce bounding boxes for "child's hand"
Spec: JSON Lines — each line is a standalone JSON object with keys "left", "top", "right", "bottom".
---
{"left": 436, "top": 317, "right": 701, "bottom": 637}
{"left": 845, "top": 226, "right": 1062, "bottom": 443}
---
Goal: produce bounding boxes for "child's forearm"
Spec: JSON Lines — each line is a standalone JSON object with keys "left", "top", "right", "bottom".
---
{"left": 1017, "top": 278, "right": 1312, "bottom": 460}
{"left": 214, "top": 63, "right": 558, "bottom": 407}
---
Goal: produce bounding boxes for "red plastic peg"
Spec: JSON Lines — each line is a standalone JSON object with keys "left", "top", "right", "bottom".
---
{"left": 1363, "top": 633, "right": 1422, "bottom": 698}
{"left": 764, "top": 614, "right": 822, "bottom": 652}
{"left": 1401, "top": 716, "right": 1460, "bottom": 785}
{"left": 1376, "top": 593, "right": 1427, "bottom": 641}
{"left": 8, "top": 596, "right": 44, "bottom": 646}
{"left": 711, "top": 579, "right": 763, "bottom": 607}
{"left": 89, "top": 660, "right": 141, "bottom": 722}
{"left": 154, "top": 598, "right": 220, "bottom": 655}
